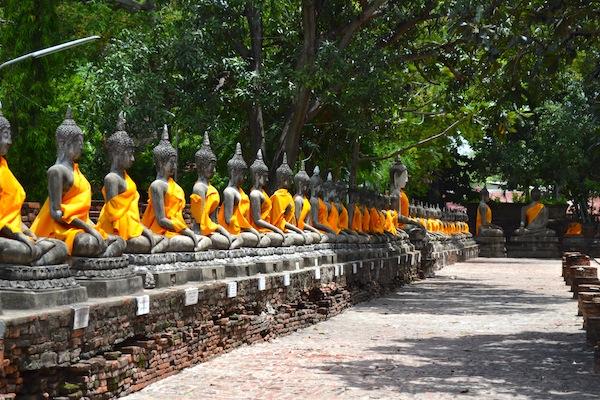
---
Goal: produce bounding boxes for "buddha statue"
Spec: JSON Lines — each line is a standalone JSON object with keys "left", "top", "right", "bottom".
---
{"left": 293, "top": 160, "right": 322, "bottom": 244}
{"left": 141, "top": 125, "right": 211, "bottom": 252}
{"left": 0, "top": 105, "right": 68, "bottom": 265}
{"left": 309, "top": 166, "right": 337, "bottom": 241}
{"left": 514, "top": 187, "right": 555, "bottom": 237}
{"left": 323, "top": 173, "right": 343, "bottom": 239}
{"left": 31, "top": 108, "right": 125, "bottom": 257}
{"left": 191, "top": 133, "right": 243, "bottom": 250}
{"left": 248, "top": 149, "right": 291, "bottom": 247}
{"left": 476, "top": 188, "right": 503, "bottom": 237}
{"left": 97, "top": 113, "right": 169, "bottom": 254}
{"left": 389, "top": 157, "right": 426, "bottom": 232}
{"left": 218, "top": 143, "right": 270, "bottom": 247}
{"left": 335, "top": 181, "right": 359, "bottom": 239}
{"left": 269, "top": 153, "right": 308, "bottom": 245}
{"left": 348, "top": 188, "right": 363, "bottom": 234}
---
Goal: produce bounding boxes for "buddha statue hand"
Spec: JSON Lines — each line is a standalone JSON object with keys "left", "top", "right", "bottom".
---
{"left": 14, "top": 231, "right": 41, "bottom": 260}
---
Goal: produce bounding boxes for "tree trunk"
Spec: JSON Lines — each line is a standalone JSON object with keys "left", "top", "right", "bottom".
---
{"left": 245, "top": 3, "right": 266, "bottom": 157}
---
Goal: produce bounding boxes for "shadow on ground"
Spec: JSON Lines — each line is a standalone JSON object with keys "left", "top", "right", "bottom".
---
{"left": 315, "top": 330, "right": 598, "bottom": 399}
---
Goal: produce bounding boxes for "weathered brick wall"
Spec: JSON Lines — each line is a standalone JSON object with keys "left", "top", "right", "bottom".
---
{"left": 0, "top": 258, "right": 414, "bottom": 399}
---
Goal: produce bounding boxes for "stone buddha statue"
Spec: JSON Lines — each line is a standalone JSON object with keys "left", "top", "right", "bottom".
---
{"left": 31, "top": 108, "right": 125, "bottom": 257}
{"left": 348, "top": 188, "right": 363, "bottom": 234}
{"left": 141, "top": 125, "right": 211, "bottom": 252}
{"left": 476, "top": 188, "right": 503, "bottom": 237}
{"left": 97, "top": 113, "right": 169, "bottom": 254}
{"left": 309, "top": 166, "right": 337, "bottom": 240}
{"left": 323, "top": 173, "right": 343, "bottom": 237}
{"left": 514, "top": 187, "right": 555, "bottom": 237}
{"left": 0, "top": 106, "right": 68, "bottom": 265}
{"left": 218, "top": 143, "right": 270, "bottom": 247}
{"left": 335, "top": 181, "right": 358, "bottom": 238}
{"left": 389, "top": 157, "right": 426, "bottom": 232}
{"left": 360, "top": 190, "right": 372, "bottom": 236}
{"left": 248, "top": 149, "right": 290, "bottom": 247}
{"left": 292, "top": 160, "right": 322, "bottom": 244}
{"left": 270, "top": 153, "right": 308, "bottom": 245}
{"left": 191, "top": 133, "right": 242, "bottom": 250}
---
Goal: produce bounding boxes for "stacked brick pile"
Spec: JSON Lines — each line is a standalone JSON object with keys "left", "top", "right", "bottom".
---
{"left": 0, "top": 259, "right": 406, "bottom": 399}
{"left": 561, "top": 252, "right": 600, "bottom": 372}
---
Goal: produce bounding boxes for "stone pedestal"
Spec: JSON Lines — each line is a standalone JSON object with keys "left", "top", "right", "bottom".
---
{"left": 71, "top": 256, "right": 143, "bottom": 298}
{"left": 506, "top": 235, "right": 560, "bottom": 258}
{"left": 127, "top": 253, "right": 185, "bottom": 289}
{"left": 0, "top": 264, "right": 87, "bottom": 309}
{"left": 476, "top": 235, "right": 507, "bottom": 258}
{"left": 562, "top": 237, "right": 600, "bottom": 258}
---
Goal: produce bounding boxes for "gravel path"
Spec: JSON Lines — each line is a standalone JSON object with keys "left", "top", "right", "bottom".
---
{"left": 124, "top": 258, "right": 600, "bottom": 399}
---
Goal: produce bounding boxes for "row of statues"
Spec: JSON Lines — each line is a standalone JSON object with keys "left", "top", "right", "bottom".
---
{"left": 1, "top": 108, "right": 474, "bottom": 269}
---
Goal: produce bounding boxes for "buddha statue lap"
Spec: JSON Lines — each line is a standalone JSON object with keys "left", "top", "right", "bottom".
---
{"left": 0, "top": 106, "right": 68, "bottom": 266}
{"left": 292, "top": 161, "right": 322, "bottom": 244}
{"left": 31, "top": 108, "right": 125, "bottom": 258}
{"left": 191, "top": 133, "right": 243, "bottom": 250}
{"left": 141, "top": 125, "right": 211, "bottom": 252}
{"left": 218, "top": 143, "right": 270, "bottom": 248}
{"left": 309, "top": 166, "right": 337, "bottom": 242}
{"left": 513, "top": 188, "right": 556, "bottom": 237}
{"left": 97, "top": 113, "right": 169, "bottom": 254}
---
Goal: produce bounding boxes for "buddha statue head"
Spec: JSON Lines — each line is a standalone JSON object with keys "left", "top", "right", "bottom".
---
{"left": 196, "top": 132, "right": 217, "bottom": 180}
{"left": 227, "top": 142, "right": 248, "bottom": 186}
{"left": 390, "top": 156, "right": 408, "bottom": 190}
{"left": 294, "top": 160, "right": 310, "bottom": 196}
{"left": 337, "top": 181, "right": 348, "bottom": 204}
{"left": 153, "top": 124, "right": 177, "bottom": 178}
{"left": 480, "top": 187, "right": 490, "bottom": 203}
{"left": 276, "top": 153, "right": 293, "bottom": 190}
{"left": 250, "top": 149, "right": 269, "bottom": 188}
{"left": 107, "top": 112, "right": 135, "bottom": 171}
{"left": 309, "top": 166, "right": 322, "bottom": 197}
{"left": 409, "top": 201, "right": 416, "bottom": 217}
{"left": 323, "top": 172, "right": 336, "bottom": 202}
{"left": 56, "top": 107, "right": 84, "bottom": 162}
{"left": 530, "top": 187, "right": 542, "bottom": 202}
{"left": 0, "top": 103, "right": 11, "bottom": 157}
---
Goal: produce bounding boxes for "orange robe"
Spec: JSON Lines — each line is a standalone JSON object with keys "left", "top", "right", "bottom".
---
{"left": 526, "top": 202, "right": 545, "bottom": 225}
{"left": 398, "top": 191, "right": 409, "bottom": 228}
{"left": 270, "top": 189, "right": 294, "bottom": 232}
{"left": 218, "top": 188, "right": 253, "bottom": 235}
{"left": 362, "top": 207, "right": 371, "bottom": 233}
{"left": 369, "top": 208, "right": 381, "bottom": 234}
{"left": 97, "top": 173, "right": 145, "bottom": 240}
{"left": 476, "top": 204, "right": 492, "bottom": 235}
{"left": 384, "top": 211, "right": 397, "bottom": 235}
{"left": 250, "top": 189, "right": 274, "bottom": 233}
{"left": 295, "top": 196, "right": 311, "bottom": 230}
{"left": 141, "top": 178, "right": 189, "bottom": 238}
{"left": 351, "top": 206, "right": 362, "bottom": 232}
{"left": 339, "top": 205, "right": 349, "bottom": 231}
{"left": 31, "top": 164, "right": 107, "bottom": 255}
{"left": 190, "top": 183, "right": 221, "bottom": 236}
{"left": 0, "top": 157, "right": 26, "bottom": 233}
{"left": 317, "top": 198, "right": 333, "bottom": 232}
{"left": 327, "top": 203, "right": 341, "bottom": 234}
{"left": 565, "top": 222, "right": 582, "bottom": 236}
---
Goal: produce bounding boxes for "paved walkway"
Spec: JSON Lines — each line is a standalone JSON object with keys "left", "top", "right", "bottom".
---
{"left": 124, "top": 258, "right": 600, "bottom": 399}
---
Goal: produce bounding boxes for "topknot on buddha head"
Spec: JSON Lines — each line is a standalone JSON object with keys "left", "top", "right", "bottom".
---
{"left": 195, "top": 132, "right": 217, "bottom": 167}
{"left": 153, "top": 124, "right": 177, "bottom": 166}
{"left": 56, "top": 106, "right": 83, "bottom": 148}
{"left": 227, "top": 142, "right": 247, "bottom": 173}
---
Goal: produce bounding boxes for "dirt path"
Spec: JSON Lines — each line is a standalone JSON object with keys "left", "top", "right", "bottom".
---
{"left": 124, "top": 258, "right": 600, "bottom": 399}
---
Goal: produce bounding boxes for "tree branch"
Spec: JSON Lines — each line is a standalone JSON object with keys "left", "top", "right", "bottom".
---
{"left": 113, "top": 0, "right": 155, "bottom": 12}
{"left": 338, "top": 0, "right": 388, "bottom": 50}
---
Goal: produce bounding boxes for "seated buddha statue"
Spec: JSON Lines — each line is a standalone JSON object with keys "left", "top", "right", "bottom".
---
{"left": 513, "top": 188, "right": 555, "bottom": 237}
{"left": 31, "top": 108, "right": 125, "bottom": 257}
{"left": 335, "top": 181, "right": 360, "bottom": 240}
{"left": 191, "top": 133, "right": 242, "bottom": 250}
{"left": 270, "top": 153, "right": 307, "bottom": 246}
{"left": 322, "top": 173, "right": 348, "bottom": 243}
{"left": 476, "top": 188, "right": 503, "bottom": 237}
{"left": 218, "top": 143, "right": 270, "bottom": 247}
{"left": 97, "top": 113, "right": 169, "bottom": 254}
{"left": 389, "top": 157, "right": 426, "bottom": 234}
{"left": 309, "top": 166, "right": 337, "bottom": 241}
{"left": 141, "top": 125, "right": 211, "bottom": 252}
{"left": 0, "top": 105, "right": 68, "bottom": 265}
{"left": 293, "top": 161, "right": 324, "bottom": 244}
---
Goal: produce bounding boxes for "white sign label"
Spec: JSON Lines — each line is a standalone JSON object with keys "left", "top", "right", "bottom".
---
{"left": 185, "top": 288, "right": 199, "bottom": 306}
{"left": 295, "top": 261, "right": 300, "bottom": 270}
{"left": 359, "top": 261, "right": 363, "bottom": 269}
{"left": 380, "top": 260, "right": 384, "bottom": 268}
{"left": 370, "top": 262, "right": 374, "bottom": 270}
{"left": 283, "top": 273, "right": 290, "bottom": 286}
{"left": 258, "top": 275, "right": 266, "bottom": 291}
{"left": 398, "top": 256, "right": 402, "bottom": 264}
{"left": 136, "top": 295, "right": 150, "bottom": 316}
{"left": 227, "top": 281, "right": 238, "bottom": 298}
{"left": 340, "top": 264, "right": 344, "bottom": 275}
{"left": 314, "top": 267, "right": 321, "bottom": 280}
{"left": 353, "top": 263, "right": 357, "bottom": 274}
{"left": 334, "top": 265, "right": 340, "bottom": 277}
{"left": 314, "top": 259, "right": 319, "bottom": 267}
{"left": 72, "top": 305, "right": 89, "bottom": 330}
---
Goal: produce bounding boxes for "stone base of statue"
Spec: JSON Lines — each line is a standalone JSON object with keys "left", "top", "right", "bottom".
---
{"left": 70, "top": 256, "right": 143, "bottom": 298}
{"left": 0, "top": 264, "right": 87, "bottom": 309}
{"left": 506, "top": 235, "right": 560, "bottom": 258}
{"left": 562, "top": 236, "right": 600, "bottom": 258}
{"left": 127, "top": 253, "right": 185, "bottom": 289}
{"left": 476, "top": 235, "right": 507, "bottom": 258}
{"left": 455, "top": 235, "right": 479, "bottom": 261}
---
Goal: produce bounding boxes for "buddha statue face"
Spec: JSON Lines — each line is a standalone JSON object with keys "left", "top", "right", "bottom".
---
{"left": 228, "top": 143, "right": 248, "bottom": 187}
{"left": 481, "top": 188, "right": 490, "bottom": 203}
{"left": 196, "top": 133, "right": 217, "bottom": 180}
{"left": 0, "top": 117, "right": 11, "bottom": 157}
{"left": 390, "top": 157, "right": 408, "bottom": 190}
{"left": 153, "top": 125, "right": 177, "bottom": 178}
{"left": 530, "top": 188, "right": 541, "bottom": 202}
{"left": 254, "top": 170, "right": 268, "bottom": 188}
{"left": 309, "top": 167, "right": 322, "bottom": 197}
{"left": 161, "top": 155, "right": 177, "bottom": 178}
{"left": 250, "top": 149, "right": 269, "bottom": 189}
{"left": 108, "top": 113, "right": 135, "bottom": 171}
{"left": 56, "top": 107, "right": 84, "bottom": 161}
